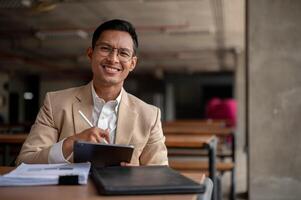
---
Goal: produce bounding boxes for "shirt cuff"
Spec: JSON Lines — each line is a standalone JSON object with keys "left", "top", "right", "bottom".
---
{"left": 48, "top": 138, "right": 72, "bottom": 164}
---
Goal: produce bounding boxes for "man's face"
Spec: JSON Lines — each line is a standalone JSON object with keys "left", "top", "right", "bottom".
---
{"left": 87, "top": 30, "right": 137, "bottom": 87}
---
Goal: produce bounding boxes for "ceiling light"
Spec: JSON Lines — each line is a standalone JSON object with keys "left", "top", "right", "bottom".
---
{"left": 31, "top": 2, "right": 57, "bottom": 12}
{"left": 24, "top": 92, "right": 34, "bottom": 100}
{"left": 21, "top": 0, "right": 32, "bottom": 7}
{"left": 35, "top": 29, "right": 89, "bottom": 40}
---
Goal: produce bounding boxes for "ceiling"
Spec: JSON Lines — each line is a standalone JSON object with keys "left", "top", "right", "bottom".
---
{"left": 0, "top": 0, "right": 245, "bottom": 76}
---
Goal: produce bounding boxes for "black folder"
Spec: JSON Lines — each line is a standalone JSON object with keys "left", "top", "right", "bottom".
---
{"left": 91, "top": 165, "right": 205, "bottom": 195}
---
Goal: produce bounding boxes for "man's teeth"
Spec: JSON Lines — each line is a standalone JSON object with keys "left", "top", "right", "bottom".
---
{"left": 104, "top": 66, "right": 120, "bottom": 72}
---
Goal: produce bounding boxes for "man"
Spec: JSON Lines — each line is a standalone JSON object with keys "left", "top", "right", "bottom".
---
{"left": 16, "top": 19, "right": 168, "bottom": 166}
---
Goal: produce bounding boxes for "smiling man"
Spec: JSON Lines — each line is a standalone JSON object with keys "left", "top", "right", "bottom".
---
{"left": 16, "top": 19, "right": 168, "bottom": 166}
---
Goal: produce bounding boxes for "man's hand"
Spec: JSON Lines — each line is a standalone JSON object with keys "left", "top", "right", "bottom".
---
{"left": 62, "top": 127, "right": 110, "bottom": 158}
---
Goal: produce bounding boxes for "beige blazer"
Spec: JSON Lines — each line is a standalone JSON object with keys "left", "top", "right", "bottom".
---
{"left": 16, "top": 82, "right": 168, "bottom": 166}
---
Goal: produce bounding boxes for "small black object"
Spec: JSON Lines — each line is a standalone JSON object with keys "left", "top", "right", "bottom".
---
{"left": 58, "top": 175, "right": 79, "bottom": 185}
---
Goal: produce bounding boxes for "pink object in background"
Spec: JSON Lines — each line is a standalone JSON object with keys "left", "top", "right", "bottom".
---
{"left": 205, "top": 97, "right": 237, "bottom": 127}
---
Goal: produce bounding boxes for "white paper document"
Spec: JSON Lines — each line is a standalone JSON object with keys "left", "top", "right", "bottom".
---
{"left": 0, "top": 162, "right": 91, "bottom": 186}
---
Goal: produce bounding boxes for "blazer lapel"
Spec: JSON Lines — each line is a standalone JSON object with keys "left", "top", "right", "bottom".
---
{"left": 72, "top": 82, "right": 94, "bottom": 134}
{"left": 115, "top": 90, "right": 138, "bottom": 145}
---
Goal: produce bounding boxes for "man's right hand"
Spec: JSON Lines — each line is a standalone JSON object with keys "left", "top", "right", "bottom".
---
{"left": 62, "top": 127, "right": 110, "bottom": 159}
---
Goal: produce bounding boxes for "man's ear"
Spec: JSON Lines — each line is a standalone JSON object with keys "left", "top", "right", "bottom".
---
{"left": 129, "top": 56, "right": 137, "bottom": 72}
{"left": 86, "top": 47, "right": 93, "bottom": 61}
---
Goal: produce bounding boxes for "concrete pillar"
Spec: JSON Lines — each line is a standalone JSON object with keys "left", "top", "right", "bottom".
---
{"left": 248, "top": 1, "right": 301, "bottom": 199}
{"left": 235, "top": 52, "right": 246, "bottom": 151}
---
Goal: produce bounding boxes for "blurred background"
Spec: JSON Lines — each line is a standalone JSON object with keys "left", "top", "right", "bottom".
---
{"left": 0, "top": 0, "right": 244, "bottom": 124}
{"left": 1, "top": 1, "right": 301, "bottom": 200}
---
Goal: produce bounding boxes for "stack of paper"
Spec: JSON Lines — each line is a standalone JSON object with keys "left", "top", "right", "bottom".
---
{"left": 0, "top": 162, "right": 91, "bottom": 186}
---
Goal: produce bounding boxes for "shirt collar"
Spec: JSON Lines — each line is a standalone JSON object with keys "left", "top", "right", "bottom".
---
{"left": 91, "top": 82, "right": 122, "bottom": 113}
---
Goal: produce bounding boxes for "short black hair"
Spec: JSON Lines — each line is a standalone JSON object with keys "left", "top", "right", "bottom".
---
{"left": 92, "top": 19, "right": 138, "bottom": 55}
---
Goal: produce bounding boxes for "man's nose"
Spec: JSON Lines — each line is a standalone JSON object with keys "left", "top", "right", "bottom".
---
{"left": 107, "top": 49, "right": 119, "bottom": 62}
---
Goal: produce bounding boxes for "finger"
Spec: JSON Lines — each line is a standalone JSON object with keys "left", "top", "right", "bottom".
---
{"left": 90, "top": 130, "right": 103, "bottom": 143}
{"left": 104, "top": 128, "right": 110, "bottom": 143}
{"left": 101, "top": 133, "right": 110, "bottom": 144}
{"left": 93, "top": 134, "right": 103, "bottom": 143}
{"left": 93, "top": 128, "right": 110, "bottom": 143}
{"left": 86, "top": 133, "right": 100, "bottom": 143}
{"left": 105, "top": 128, "right": 110, "bottom": 134}
{"left": 91, "top": 128, "right": 110, "bottom": 143}
{"left": 78, "top": 127, "right": 101, "bottom": 142}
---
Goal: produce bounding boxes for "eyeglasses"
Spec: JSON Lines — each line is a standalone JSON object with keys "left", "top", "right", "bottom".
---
{"left": 94, "top": 43, "right": 134, "bottom": 63}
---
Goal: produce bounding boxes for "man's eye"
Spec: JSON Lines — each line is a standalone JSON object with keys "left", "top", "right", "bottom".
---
{"left": 100, "top": 46, "right": 111, "bottom": 52}
{"left": 119, "top": 51, "right": 131, "bottom": 57}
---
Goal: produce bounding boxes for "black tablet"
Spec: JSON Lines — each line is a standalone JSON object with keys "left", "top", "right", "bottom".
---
{"left": 73, "top": 141, "right": 134, "bottom": 167}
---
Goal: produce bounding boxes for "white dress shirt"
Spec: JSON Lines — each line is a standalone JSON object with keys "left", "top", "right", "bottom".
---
{"left": 48, "top": 84, "right": 122, "bottom": 163}
{"left": 91, "top": 84, "right": 121, "bottom": 144}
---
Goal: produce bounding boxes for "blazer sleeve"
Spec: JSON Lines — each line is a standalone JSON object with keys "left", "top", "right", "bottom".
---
{"left": 139, "top": 108, "right": 169, "bottom": 166}
{"left": 16, "top": 93, "right": 59, "bottom": 165}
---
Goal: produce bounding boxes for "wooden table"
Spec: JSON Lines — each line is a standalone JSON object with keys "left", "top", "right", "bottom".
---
{"left": 165, "top": 135, "right": 217, "bottom": 200}
{"left": 0, "top": 133, "right": 28, "bottom": 144}
{"left": 163, "top": 126, "right": 234, "bottom": 137}
{"left": 0, "top": 167, "right": 202, "bottom": 200}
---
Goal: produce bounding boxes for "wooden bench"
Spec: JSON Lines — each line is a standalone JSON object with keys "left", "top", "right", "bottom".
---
{"left": 164, "top": 120, "right": 236, "bottom": 200}
{"left": 163, "top": 121, "right": 235, "bottom": 158}
{"left": 169, "top": 159, "right": 234, "bottom": 173}
{"left": 165, "top": 134, "right": 218, "bottom": 200}
{"left": 163, "top": 119, "right": 227, "bottom": 128}
{"left": 163, "top": 120, "right": 235, "bottom": 160}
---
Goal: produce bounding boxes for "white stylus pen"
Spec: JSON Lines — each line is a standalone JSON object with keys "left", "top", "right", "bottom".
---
{"left": 78, "top": 110, "right": 108, "bottom": 144}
